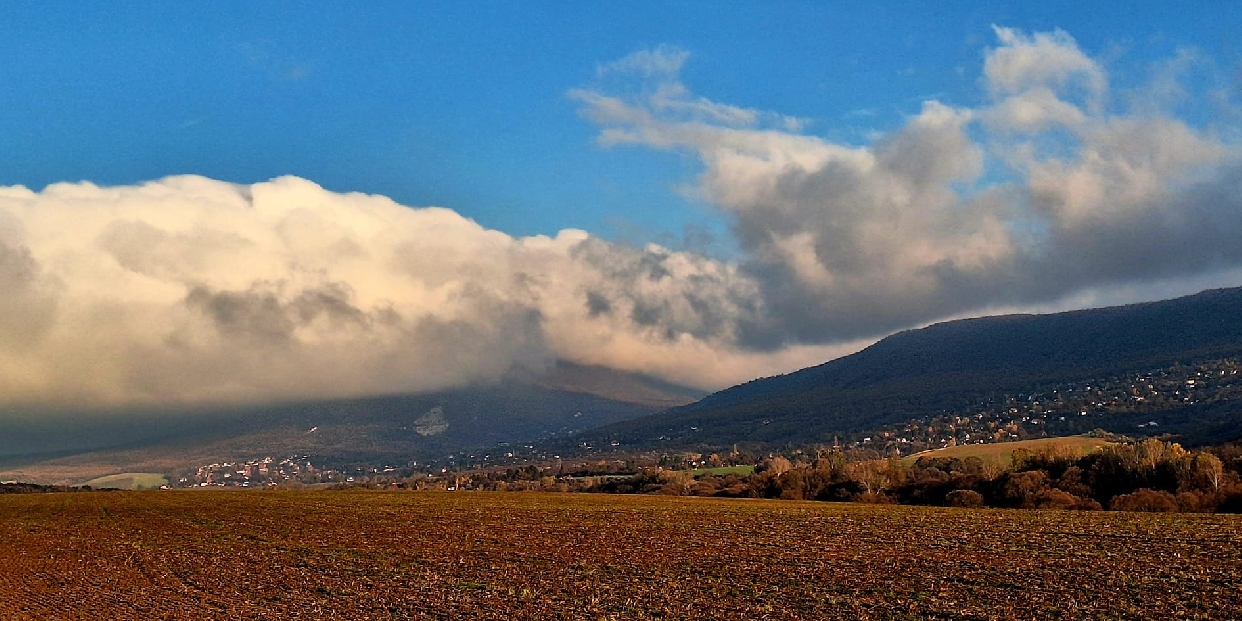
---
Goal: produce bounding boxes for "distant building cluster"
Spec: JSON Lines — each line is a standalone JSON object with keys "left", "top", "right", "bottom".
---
{"left": 181, "top": 456, "right": 318, "bottom": 488}
{"left": 858, "top": 358, "right": 1240, "bottom": 455}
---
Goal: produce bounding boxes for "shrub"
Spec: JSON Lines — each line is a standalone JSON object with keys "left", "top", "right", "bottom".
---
{"left": 1110, "top": 488, "right": 1178, "bottom": 512}
{"left": 1028, "top": 488, "right": 1100, "bottom": 510}
{"left": 1073, "top": 497, "right": 1103, "bottom": 511}
{"left": 945, "top": 489, "right": 985, "bottom": 508}
{"left": 1028, "top": 488, "right": 1079, "bottom": 510}
{"left": 1217, "top": 491, "right": 1242, "bottom": 514}
{"left": 853, "top": 491, "right": 893, "bottom": 504}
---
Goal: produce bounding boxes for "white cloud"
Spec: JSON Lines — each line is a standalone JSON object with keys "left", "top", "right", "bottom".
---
{"left": 597, "top": 45, "right": 690, "bottom": 78}
{"left": 574, "top": 30, "right": 1242, "bottom": 347}
{"left": 576, "top": 46, "right": 805, "bottom": 137}
{"left": 984, "top": 26, "right": 1107, "bottom": 108}
{"left": 0, "top": 175, "right": 852, "bottom": 409}
{"left": 1025, "top": 116, "right": 1229, "bottom": 224}
{"left": 983, "top": 86, "right": 1087, "bottom": 133}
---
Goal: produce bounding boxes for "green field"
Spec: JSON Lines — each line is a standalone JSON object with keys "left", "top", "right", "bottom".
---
{"left": 901, "top": 435, "right": 1112, "bottom": 467}
{"left": 81, "top": 472, "right": 169, "bottom": 490}
{"left": 691, "top": 464, "right": 755, "bottom": 477}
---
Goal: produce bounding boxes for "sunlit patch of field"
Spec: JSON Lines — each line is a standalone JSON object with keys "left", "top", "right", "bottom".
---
{"left": 0, "top": 491, "right": 1238, "bottom": 619}
{"left": 901, "top": 435, "right": 1112, "bottom": 467}
{"left": 80, "top": 472, "right": 170, "bottom": 490}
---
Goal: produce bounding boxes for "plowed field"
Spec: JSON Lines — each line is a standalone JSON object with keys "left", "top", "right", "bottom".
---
{"left": 0, "top": 491, "right": 1238, "bottom": 619}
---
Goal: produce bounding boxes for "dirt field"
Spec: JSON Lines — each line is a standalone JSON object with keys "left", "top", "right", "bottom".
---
{"left": 0, "top": 491, "right": 1238, "bottom": 619}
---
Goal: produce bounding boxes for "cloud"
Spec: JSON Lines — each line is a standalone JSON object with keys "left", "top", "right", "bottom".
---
{"left": 0, "top": 176, "right": 846, "bottom": 408}
{"left": 597, "top": 45, "right": 690, "bottom": 78}
{"left": 574, "top": 28, "right": 1242, "bottom": 348}
{"left": 982, "top": 86, "right": 1088, "bottom": 133}
{"left": 0, "top": 241, "right": 57, "bottom": 349}
{"left": 575, "top": 45, "right": 805, "bottom": 137}
{"left": 984, "top": 26, "right": 1106, "bottom": 108}
{"left": 4, "top": 27, "right": 1240, "bottom": 411}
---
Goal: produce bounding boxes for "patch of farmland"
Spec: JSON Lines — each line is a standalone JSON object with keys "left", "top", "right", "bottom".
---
{"left": 80, "top": 472, "right": 169, "bottom": 490}
{"left": 0, "top": 491, "right": 1238, "bottom": 619}
{"left": 691, "top": 465, "right": 755, "bottom": 477}
{"left": 901, "top": 435, "right": 1112, "bottom": 467}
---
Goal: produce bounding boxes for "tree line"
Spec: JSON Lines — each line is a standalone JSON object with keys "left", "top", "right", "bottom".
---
{"left": 457, "top": 439, "right": 1242, "bottom": 513}
{"left": 0, "top": 482, "right": 115, "bottom": 494}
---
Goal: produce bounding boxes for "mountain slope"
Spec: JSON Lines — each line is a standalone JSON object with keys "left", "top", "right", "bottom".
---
{"left": 534, "top": 361, "right": 706, "bottom": 409}
{"left": 0, "top": 364, "right": 703, "bottom": 484}
{"left": 585, "top": 287, "right": 1242, "bottom": 448}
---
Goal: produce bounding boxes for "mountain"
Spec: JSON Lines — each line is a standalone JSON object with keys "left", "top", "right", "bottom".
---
{"left": 533, "top": 361, "right": 706, "bottom": 409}
{"left": 581, "top": 286, "right": 1242, "bottom": 450}
{"left": 11, "top": 286, "right": 1242, "bottom": 483}
{"left": 0, "top": 364, "right": 703, "bottom": 485}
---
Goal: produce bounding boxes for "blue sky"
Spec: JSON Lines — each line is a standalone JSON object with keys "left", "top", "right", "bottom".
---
{"left": 3, "top": 2, "right": 1237, "bottom": 247}
{"left": 2, "top": 3, "right": 1242, "bottom": 405}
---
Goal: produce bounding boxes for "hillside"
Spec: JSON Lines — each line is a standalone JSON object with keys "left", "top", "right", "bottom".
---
{"left": 581, "top": 286, "right": 1242, "bottom": 450}
{"left": 534, "top": 361, "right": 706, "bottom": 409}
{"left": 0, "top": 363, "right": 702, "bottom": 485}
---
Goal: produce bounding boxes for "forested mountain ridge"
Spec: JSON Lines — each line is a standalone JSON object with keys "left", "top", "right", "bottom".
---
{"left": 584, "top": 287, "right": 1242, "bottom": 449}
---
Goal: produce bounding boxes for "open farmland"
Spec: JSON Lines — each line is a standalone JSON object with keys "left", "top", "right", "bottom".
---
{"left": 0, "top": 491, "right": 1239, "bottom": 620}
{"left": 80, "top": 472, "right": 170, "bottom": 490}
{"left": 901, "top": 436, "right": 1112, "bottom": 467}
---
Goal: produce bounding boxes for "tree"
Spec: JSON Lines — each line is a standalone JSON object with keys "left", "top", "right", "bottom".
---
{"left": 777, "top": 470, "right": 807, "bottom": 500}
{"left": 656, "top": 470, "right": 694, "bottom": 496}
{"left": 1190, "top": 452, "right": 1225, "bottom": 492}
{"left": 1055, "top": 466, "right": 1092, "bottom": 497}
{"left": 847, "top": 460, "right": 892, "bottom": 496}
{"left": 758, "top": 455, "right": 792, "bottom": 476}
{"left": 1002, "top": 470, "right": 1050, "bottom": 506}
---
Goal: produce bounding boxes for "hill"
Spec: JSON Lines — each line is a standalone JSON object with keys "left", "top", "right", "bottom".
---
{"left": 580, "top": 286, "right": 1242, "bottom": 450}
{"left": 0, "top": 363, "right": 702, "bottom": 485}
{"left": 533, "top": 360, "right": 706, "bottom": 409}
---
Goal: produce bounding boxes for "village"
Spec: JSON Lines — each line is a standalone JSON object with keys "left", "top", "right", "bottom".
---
{"left": 176, "top": 456, "right": 406, "bottom": 489}
{"left": 859, "top": 357, "right": 1242, "bottom": 455}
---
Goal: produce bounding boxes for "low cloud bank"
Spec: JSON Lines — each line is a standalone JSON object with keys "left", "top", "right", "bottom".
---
{"left": 0, "top": 175, "right": 848, "bottom": 407}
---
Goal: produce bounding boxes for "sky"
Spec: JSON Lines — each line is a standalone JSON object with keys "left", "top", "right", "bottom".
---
{"left": 2, "top": 3, "right": 1241, "bottom": 410}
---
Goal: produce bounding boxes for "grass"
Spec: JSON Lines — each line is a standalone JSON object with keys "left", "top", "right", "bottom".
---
{"left": 0, "top": 491, "right": 1237, "bottom": 619}
{"left": 80, "top": 472, "right": 169, "bottom": 490}
{"left": 901, "top": 435, "right": 1112, "bottom": 467}
{"left": 691, "top": 465, "right": 755, "bottom": 477}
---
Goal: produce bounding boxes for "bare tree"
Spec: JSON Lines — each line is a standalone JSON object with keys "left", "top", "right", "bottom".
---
{"left": 1191, "top": 452, "right": 1225, "bottom": 492}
